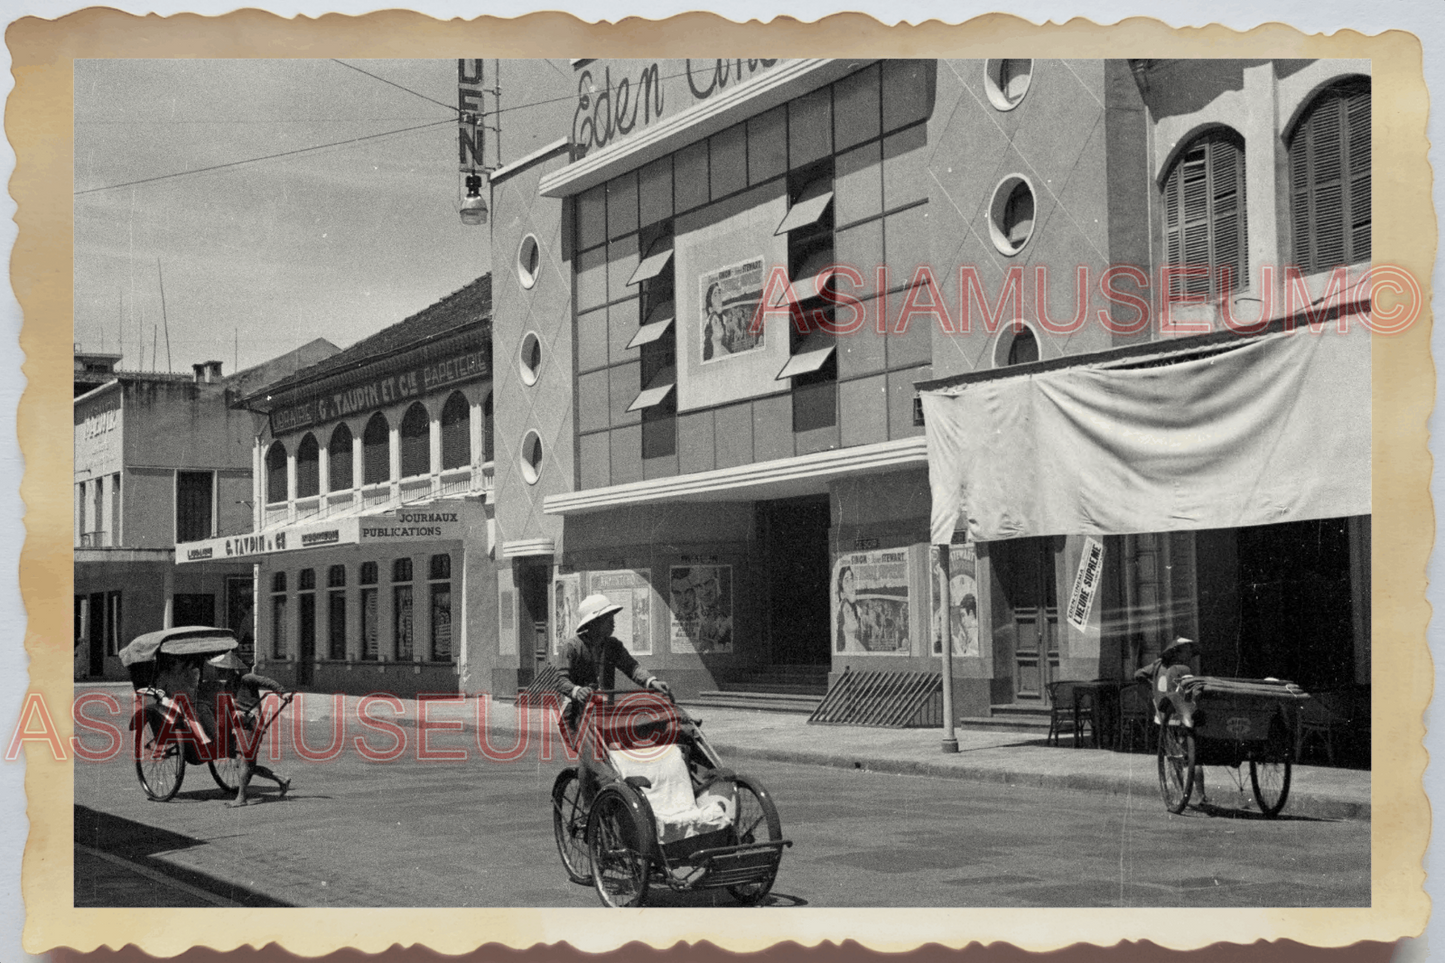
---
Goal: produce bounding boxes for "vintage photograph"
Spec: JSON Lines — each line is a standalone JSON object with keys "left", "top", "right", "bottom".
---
{"left": 49, "top": 36, "right": 1420, "bottom": 947}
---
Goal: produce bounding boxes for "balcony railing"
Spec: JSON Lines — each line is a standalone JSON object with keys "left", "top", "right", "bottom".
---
{"left": 257, "top": 461, "right": 497, "bottom": 530}
{"left": 78, "top": 530, "right": 109, "bottom": 548}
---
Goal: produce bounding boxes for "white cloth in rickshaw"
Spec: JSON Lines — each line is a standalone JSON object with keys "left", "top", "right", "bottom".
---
{"left": 610, "top": 744, "right": 734, "bottom": 845}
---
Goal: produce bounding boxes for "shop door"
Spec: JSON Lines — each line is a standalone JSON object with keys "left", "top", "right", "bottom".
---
{"left": 759, "top": 496, "right": 832, "bottom": 666}
{"left": 297, "top": 593, "right": 315, "bottom": 687}
{"left": 517, "top": 560, "right": 552, "bottom": 672}
{"left": 994, "top": 538, "right": 1060, "bottom": 703}
{"left": 225, "top": 577, "right": 255, "bottom": 663}
{"left": 87, "top": 592, "right": 107, "bottom": 677}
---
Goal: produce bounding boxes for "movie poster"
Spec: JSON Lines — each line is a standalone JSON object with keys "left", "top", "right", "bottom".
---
{"left": 669, "top": 565, "right": 734, "bottom": 654}
{"left": 552, "top": 573, "right": 580, "bottom": 654}
{"left": 832, "top": 549, "right": 911, "bottom": 655}
{"left": 589, "top": 570, "right": 652, "bottom": 656}
{"left": 931, "top": 543, "right": 980, "bottom": 657}
{"left": 698, "top": 257, "right": 765, "bottom": 364}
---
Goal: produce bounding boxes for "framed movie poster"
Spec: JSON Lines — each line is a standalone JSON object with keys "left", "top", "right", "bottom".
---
{"left": 669, "top": 565, "right": 734, "bottom": 654}
{"left": 551, "top": 572, "right": 579, "bottom": 654}
{"left": 931, "top": 542, "right": 979, "bottom": 657}
{"left": 588, "top": 569, "right": 653, "bottom": 656}
{"left": 831, "top": 549, "right": 911, "bottom": 655}
{"left": 698, "top": 258, "right": 765, "bottom": 365}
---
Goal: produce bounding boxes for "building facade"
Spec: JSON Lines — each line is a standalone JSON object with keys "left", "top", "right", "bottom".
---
{"left": 476, "top": 58, "right": 1371, "bottom": 715}
{"left": 176, "top": 277, "right": 497, "bottom": 699}
{"left": 74, "top": 344, "right": 338, "bottom": 680}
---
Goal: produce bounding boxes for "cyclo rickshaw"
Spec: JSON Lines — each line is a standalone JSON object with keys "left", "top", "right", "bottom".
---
{"left": 551, "top": 689, "right": 791, "bottom": 907}
{"left": 119, "top": 626, "right": 293, "bottom": 802}
{"left": 1154, "top": 675, "right": 1310, "bottom": 818}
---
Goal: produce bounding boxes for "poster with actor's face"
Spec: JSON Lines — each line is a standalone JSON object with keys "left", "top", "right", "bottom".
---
{"left": 669, "top": 565, "right": 733, "bottom": 654}
{"left": 931, "top": 543, "right": 979, "bottom": 657}
{"left": 699, "top": 257, "right": 765, "bottom": 364}
{"left": 552, "top": 573, "right": 579, "bottom": 654}
{"left": 832, "top": 550, "right": 911, "bottom": 655}
{"left": 589, "top": 570, "right": 652, "bottom": 656}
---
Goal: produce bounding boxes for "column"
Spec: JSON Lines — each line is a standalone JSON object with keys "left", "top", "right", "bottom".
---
{"left": 429, "top": 413, "right": 443, "bottom": 496}
{"left": 286, "top": 447, "right": 298, "bottom": 522}
{"left": 317, "top": 440, "right": 331, "bottom": 507}
{"left": 252, "top": 441, "right": 263, "bottom": 530}
{"left": 1242, "top": 62, "right": 1285, "bottom": 316}
{"left": 388, "top": 424, "right": 402, "bottom": 501}
{"left": 352, "top": 429, "right": 364, "bottom": 510}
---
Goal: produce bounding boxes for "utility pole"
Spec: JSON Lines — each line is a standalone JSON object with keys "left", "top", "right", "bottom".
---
{"left": 157, "top": 259, "right": 173, "bottom": 373}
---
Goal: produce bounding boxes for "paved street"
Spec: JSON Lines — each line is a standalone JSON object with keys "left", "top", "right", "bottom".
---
{"left": 74, "top": 699, "right": 1369, "bottom": 909}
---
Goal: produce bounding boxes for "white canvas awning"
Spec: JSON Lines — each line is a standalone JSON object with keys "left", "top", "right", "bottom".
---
{"left": 920, "top": 326, "right": 1371, "bottom": 544}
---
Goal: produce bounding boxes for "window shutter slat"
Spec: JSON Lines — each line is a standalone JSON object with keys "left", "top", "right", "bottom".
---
{"left": 1289, "top": 78, "right": 1370, "bottom": 272}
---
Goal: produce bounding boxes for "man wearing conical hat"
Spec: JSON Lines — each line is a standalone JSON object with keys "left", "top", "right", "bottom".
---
{"left": 202, "top": 650, "right": 291, "bottom": 808}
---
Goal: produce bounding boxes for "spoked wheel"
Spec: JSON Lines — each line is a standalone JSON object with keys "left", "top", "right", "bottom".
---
{"left": 727, "top": 776, "right": 783, "bottom": 906}
{"left": 134, "top": 711, "right": 185, "bottom": 802}
{"left": 1249, "top": 719, "right": 1293, "bottom": 818}
{"left": 1156, "top": 711, "right": 1195, "bottom": 814}
{"left": 587, "top": 785, "right": 653, "bottom": 908}
{"left": 208, "top": 738, "right": 246, "bottom": 795}
{"left": 552, "top": 768, "right": 592, "bottom": 885}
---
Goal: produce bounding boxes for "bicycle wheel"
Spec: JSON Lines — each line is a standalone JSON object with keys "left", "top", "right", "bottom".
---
{"left": 1249, "top": 719, "right": 1293, "bottom": 818}
{"left": 551, "top": 768, "right": 592, "bottom": 885}
{"left": 208, "top": 739, "right": 246, "bottom": 794}
{"left": 587, "top": 785, "right": 652, "bottom": 908}
{"left": 1156, "top": 713, "right": 1195, "bottom": 814}
{"left": 134, "top": 711, "right": 185, "bottom": 802}
{"left": 727, "top": 775, "right": 783, "bottom": 906}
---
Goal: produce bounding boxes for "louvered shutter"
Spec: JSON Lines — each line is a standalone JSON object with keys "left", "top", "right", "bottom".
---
{"left": 1163, "top": 133, "right": 1246, "bottom": 301}
{"left": 1290, "top": 78, "right": 1371, "bottom": 273}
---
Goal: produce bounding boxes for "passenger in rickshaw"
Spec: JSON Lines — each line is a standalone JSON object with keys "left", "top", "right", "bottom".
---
{"left": 554, "top": 593, "right": 672, "bottom": 801}
{"left": 199, "top": 651, "right": 291, "bottom": 807}
{"left": 1135, "top": 636, "right": 1207, "bottom": 803}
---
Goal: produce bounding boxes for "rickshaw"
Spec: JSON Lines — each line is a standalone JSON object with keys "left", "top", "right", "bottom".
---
{"left": 551, "top": 690, "right": 792, "bottom": 907}
{"left": 1155, "top": 675, "right": 1310, "bottom": 818}
{"left": 119, "top": 626, "right": 293, "bottom": 802}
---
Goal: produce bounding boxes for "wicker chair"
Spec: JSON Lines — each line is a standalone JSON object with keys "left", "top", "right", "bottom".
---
{"left": 1116, "top": 680, "right": 1155, "bottom": 753}
{"left": 1046, "top": 681, "right": 1095, "bottom": 748}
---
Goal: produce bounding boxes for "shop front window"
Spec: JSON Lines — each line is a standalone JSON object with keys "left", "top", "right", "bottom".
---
{"left": 429, "top": 554, "right": 452, "bottom": 661}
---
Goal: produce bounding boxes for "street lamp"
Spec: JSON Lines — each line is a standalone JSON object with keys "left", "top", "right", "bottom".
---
{"left": 459, "top": 173, "right": 488, "bottom": 226}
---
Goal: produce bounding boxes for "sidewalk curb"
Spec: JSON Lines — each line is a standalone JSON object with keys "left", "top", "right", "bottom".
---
{"left": 696, "top": 740, "right": 1371, "bottom": 823}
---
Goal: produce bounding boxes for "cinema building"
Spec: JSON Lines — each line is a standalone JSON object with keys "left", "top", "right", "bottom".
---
{"left": 175, "top": 276, "right": 497, "bottom": 699}
{"left": 478, "top": 58, "right": 1372, "bottom": 725}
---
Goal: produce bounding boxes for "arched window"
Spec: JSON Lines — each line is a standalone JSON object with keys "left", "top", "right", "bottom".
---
{"left": 1007, "top": 327, "right": 1039, "bottom": 366}
{"left": 362, "top": 413, "right": 390, "bottom": 485}
{"left": 1162, "top": 129, "right": 1247, "bottom": 302}
{"left": 295, "top": 433, "right": 319, "bottom": 498}
{"left": 328, "top": 423, "right": 353, "bottom": 492}
{"left": 1289, "top": 77, "right": 1370, "bottom": 274}
{"left": 265, "top": 442, "right": 287, "bottom": 504}
{"left": 400, "top": 403, "right": 431, "bottom": 478}
{"left": 482, "top": 393, "right": 494, "bottom": 463}
{"left": 440, "top": 392, "right": 471, "bottom": 470}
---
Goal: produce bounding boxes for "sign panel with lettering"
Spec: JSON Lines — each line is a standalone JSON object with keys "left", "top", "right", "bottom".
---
{"left": 1066, "top": 536, "right": 1106, "bottom": 632}
{"left": 270, "top": 346, "right": 489, "bottom": 436}
{"left": 74, "top": 402, "right": 123, "bottom": 477}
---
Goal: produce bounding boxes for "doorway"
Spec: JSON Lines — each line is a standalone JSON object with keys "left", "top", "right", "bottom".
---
{"left": 992, "top": 537, "right": 1061, "bottom": 703}
{"left": 516, "top": 559, "right": 552, "bottom": 676}
{"left": 758, "top": 495, "right": 832, "bottom": 666}
{"left": 87, "top": 592, "right": 106, "bottom": 677}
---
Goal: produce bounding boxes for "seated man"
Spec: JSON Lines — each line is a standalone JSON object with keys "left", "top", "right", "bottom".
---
{"left": 554, "top": 593, "right": 672, "bottom": 799}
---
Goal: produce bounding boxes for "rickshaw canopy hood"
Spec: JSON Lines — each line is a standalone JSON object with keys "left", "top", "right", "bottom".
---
{"left": 119, "top": 626, "right": 239, "bottom": 667}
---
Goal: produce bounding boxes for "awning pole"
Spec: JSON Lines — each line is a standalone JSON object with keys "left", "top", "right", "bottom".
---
{"left": 936, "top": 544, "right": 959, "bottom": 754}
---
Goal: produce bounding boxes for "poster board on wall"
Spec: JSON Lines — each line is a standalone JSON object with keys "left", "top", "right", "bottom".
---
{"left": 931, "top": 542, "right": 980, "bottom": 657}
{"left": 552, "top": 572, "right": 580, "bottom": 654}
{"left": 588, "top": 569, "right": 653, "bottom": 656}
{"left": 674, "top": 181, "right": 791, "bottom": 412}
{"left": 831, "top": 548, "right": 911, "bottom": 655}
{"left": 669, "top": 564, "right": 733, "bottom": 654}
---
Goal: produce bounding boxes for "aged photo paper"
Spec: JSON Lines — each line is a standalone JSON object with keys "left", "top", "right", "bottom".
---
{"left": 7, "top": 7, "right": 1432, "bottom": 959}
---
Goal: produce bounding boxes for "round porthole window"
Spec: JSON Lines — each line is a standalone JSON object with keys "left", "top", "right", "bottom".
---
{"left": 987, "top": 176, "right": 1036, "bottom": 257}
{"left": 984, "top": 59, "right": 1034, "bottom": 111}
{"left": 517, "top": 234, "right": 541, "bottom": 290}
{"left": 520, "top": 430, "right": 544, "bottom": 484}
{"left": 519, "top": 332, "right": 542, "bottom": 386}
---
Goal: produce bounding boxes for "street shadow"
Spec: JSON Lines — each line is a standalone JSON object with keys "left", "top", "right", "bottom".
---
{"left": 73, "top": 805, "right": 293, "bottom": 907}
{"left": 1189, "top": 800, "right": 1334, "bottom": 823}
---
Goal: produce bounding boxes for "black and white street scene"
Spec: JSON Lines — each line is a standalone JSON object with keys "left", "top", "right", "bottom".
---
{"left": 73, "top": 57, "right": 1376, "bottom": 910}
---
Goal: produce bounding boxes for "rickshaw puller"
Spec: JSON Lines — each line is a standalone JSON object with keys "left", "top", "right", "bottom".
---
{"left": 203, "top": 650, "right": 291, "bottom": 807}
{"left": 555, "top": 593, "right": 672, "bottom": 801}
{"left": 1135, "top": 636, "right": 1207, "bottom": 804}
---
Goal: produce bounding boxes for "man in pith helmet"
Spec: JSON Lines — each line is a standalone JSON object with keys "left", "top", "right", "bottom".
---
{"left": 554, "top": 593, "right": 672, "bottom": 795}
